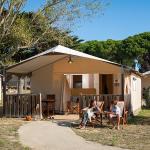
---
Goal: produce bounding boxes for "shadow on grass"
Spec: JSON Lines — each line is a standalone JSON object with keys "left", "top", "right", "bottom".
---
{"left": 128, "top": 115, "right": 150, "bottom": 125}
{"left": 57, "top": 120, "right": 110, "bottom": 130}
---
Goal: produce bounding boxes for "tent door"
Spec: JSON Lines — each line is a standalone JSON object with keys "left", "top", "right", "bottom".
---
{"left": 99, "top": 74, "right": 113, "bottom": 94}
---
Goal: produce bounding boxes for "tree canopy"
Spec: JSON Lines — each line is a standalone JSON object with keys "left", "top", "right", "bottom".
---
{"left": 76, "top": 32, "right": 150, "bottom": 72}
{"left": 0, "top": 0, "right": 104, "bottom": 65}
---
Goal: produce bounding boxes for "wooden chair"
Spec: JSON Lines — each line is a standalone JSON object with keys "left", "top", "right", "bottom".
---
{"left": 42, "top": 95, "right": 55, "bottom": 117}
{"left": 67, "top": 101, "right": 72, "bottom": 113}
{"left": 67, "top": 101, "right": 80, "bottom": 114}
{"left": 47, "top": 95, "right": 55, "bottom": 116}
{"left": 117, "top": 101, "right": 128, "bottom": 126}
{"left": 89, "top": 101, "right": 104, "bottom": 127}
{"left": 80, "top": 101, "right": 104, "bottom": 127}
{"left": 108, "top": 101, "right": 128, "bottom": 128}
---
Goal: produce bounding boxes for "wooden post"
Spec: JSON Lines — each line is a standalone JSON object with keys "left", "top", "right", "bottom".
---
{"left": 2, "top": 68, "right": 6, "bottom": 116}
{"left": 9, "top": 95, "right": 11, "bottom": 118}
{"left": 16, "top": 95, "right": 19, "bottom": 117}
{"left": 13, "top": 96, "right": 16, "bottom": 117}
{"left": 39, "top": 93, "right": 43, "bottom": 120}
{"left": 17, "top": 75, "right": 24, "bottom": 94}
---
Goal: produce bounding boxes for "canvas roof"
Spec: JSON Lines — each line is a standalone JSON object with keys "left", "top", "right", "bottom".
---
{"left": 7, "top": 45, "right": 122, "bottom": 74}
{"left": 143, "top": 71, "right": 150, "bottom": 76}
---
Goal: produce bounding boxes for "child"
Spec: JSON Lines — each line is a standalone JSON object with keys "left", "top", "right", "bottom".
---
{"left": 109, "top": 100, "right": 121, "bottom": 130}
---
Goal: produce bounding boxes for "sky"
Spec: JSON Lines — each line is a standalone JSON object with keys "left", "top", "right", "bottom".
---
{"left": 24, "top": 0, "right": 150, "bottom": 41}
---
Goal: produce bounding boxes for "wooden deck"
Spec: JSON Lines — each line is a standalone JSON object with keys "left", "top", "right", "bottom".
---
{"left": 79, "top": 94, "right": 131, "bottom": 112}
{"left": 3, "top": 93, "right": 131, "bottom": 118}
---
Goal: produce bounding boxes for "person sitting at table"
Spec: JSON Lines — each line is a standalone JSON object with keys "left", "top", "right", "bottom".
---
{"left": 79, "top": 99, "right": 100, "bottom": 129}
{"left": 108, "top": 100, "right": 121, "bottom": 130}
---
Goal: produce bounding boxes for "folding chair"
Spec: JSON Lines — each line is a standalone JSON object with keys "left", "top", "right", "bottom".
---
{"left": 117, "top": 101, "right": 128, "bottom": 126}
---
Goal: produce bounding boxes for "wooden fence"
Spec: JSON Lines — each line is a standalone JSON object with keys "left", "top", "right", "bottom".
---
{"left": 79, "top": 94, "right": 131, "bottom": 112}
{"left": 5, "top": 93, "right": 42, "bottom": 118}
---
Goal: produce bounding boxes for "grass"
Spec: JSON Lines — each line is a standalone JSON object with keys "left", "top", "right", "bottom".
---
{"left": 72, "top": 109, "right": 150, "bottom": 150}
{"left": 0, "top": 118, "right": 30, "bottom": 150}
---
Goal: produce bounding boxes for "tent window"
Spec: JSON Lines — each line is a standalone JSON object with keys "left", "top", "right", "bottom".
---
{"left": 73, "top": 75, "right": 82, "bottom": 88}
{"left": 132, "top": 77, "right": 137, "bottom": 91}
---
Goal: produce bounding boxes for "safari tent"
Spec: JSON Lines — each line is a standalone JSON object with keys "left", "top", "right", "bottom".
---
{"left": 5, "top": 45, "right": 142, "bottom": 117}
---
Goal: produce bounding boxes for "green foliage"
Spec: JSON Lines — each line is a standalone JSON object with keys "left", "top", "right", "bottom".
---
{"left": 76, "top": 39, "right": 120, "bottom": 61}
{"left": 76, "top": 32, "right": 150, "bottom": 71}
{"left": 0, "top": 0, "right": 104, "bottom": 65}
{"left": 143, "top": 87, "right": 150, "bottom": 108}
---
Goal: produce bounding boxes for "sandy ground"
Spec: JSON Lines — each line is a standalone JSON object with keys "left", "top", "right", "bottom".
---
{"left": 18, "top": 121, "right": 128, "bottom": 150}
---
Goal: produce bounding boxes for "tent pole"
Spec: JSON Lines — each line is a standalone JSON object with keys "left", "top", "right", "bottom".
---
{"left": 121, "top": 65, "right": 125, "bottom": 101}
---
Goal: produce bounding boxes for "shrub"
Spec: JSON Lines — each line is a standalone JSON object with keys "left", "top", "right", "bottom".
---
{"left": 143, "top": 87, "right": 150, "bottom": 108}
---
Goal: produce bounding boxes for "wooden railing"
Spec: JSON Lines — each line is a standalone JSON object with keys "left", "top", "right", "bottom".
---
{"left": 124, "top": 94, "right": 131, "bottom": 113}
{"left": 5, "top": 93, "right": 42, "bottom": 118}
{"left": 79, "top": 94, "right": 131, "bottom": 112}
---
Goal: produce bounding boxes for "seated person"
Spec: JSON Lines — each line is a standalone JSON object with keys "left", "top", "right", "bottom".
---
{"left": 108, "top": 100, "right": 121, "bottom": 130}
{"left": 79, "top": 99, "right": 100, "bottom": 129}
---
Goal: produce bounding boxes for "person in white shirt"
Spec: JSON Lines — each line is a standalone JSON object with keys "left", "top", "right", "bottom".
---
{"left": 79, "top": 100, "right": 100, "bottom": 129}
{"left": 109, "top": 100, "right": 121, "bottom": 130}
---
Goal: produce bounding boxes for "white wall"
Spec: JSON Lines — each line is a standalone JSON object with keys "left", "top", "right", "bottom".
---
{"left": 94, "top": 74, "right": 99, "bottom": 94}
{"left": 89, "top": 74, "right": 94, "bottom": 88}
{"left": 130, "top": 74, "right": 141, "bottom": 114}
{"left": 82, "top": 74, "right": 89, "bottom": 88}
{"left": 31, "top": 64, "right": 66, "bottom": 112}
{"left": 31, "top": 64, "right": 53, "bottom": 97}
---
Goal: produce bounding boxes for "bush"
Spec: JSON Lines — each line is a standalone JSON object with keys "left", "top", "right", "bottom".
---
{"left": 143, "top": 87, "right": 150, "bottom": 107}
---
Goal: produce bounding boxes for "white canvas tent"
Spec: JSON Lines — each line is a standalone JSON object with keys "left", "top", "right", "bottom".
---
{"left": 6, "top": 45, "right": 141, "bottom": 114}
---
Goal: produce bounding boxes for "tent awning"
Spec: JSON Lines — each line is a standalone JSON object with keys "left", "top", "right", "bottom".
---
{"left": 7, "top": 45, "right": 121, "bottom": 74}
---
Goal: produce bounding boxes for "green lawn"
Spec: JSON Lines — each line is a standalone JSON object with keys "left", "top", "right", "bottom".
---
{"left": 0, "top": 118, "right": 30, "bottom": 150}
{"left": 72, "top": 109, "right": 150, "bottom": 150}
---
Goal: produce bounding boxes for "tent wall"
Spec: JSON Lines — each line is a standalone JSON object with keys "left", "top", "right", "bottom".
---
{"left": 62, "top": 77, "right": 71, "bottom": 112}
{"left": 130, "top": 73, "right": 141, "bottom": 114}
{"left": 31, "top": 64, "right": 53, "bottom": 96}
{"left": 31, "top": 64, "right": 65, "bottom": 112}
{"left": 30, "top": 57, "right": 122, "bottom": 112}
{"left": 53, "top": 57, "right": 120, "bottom": 74}
{"left": 113, "top": 74, "right": 122, "bottom": 95}
{"left": 82, "top": 74, "right": 90, "bottom": 88}
{"left": 94, "top": 74, "right": 99, "bottom": 94}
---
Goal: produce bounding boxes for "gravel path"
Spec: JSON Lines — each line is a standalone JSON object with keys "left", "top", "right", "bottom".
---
{"left": 18, "top": 121, "right": 127, "bottom": 150}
